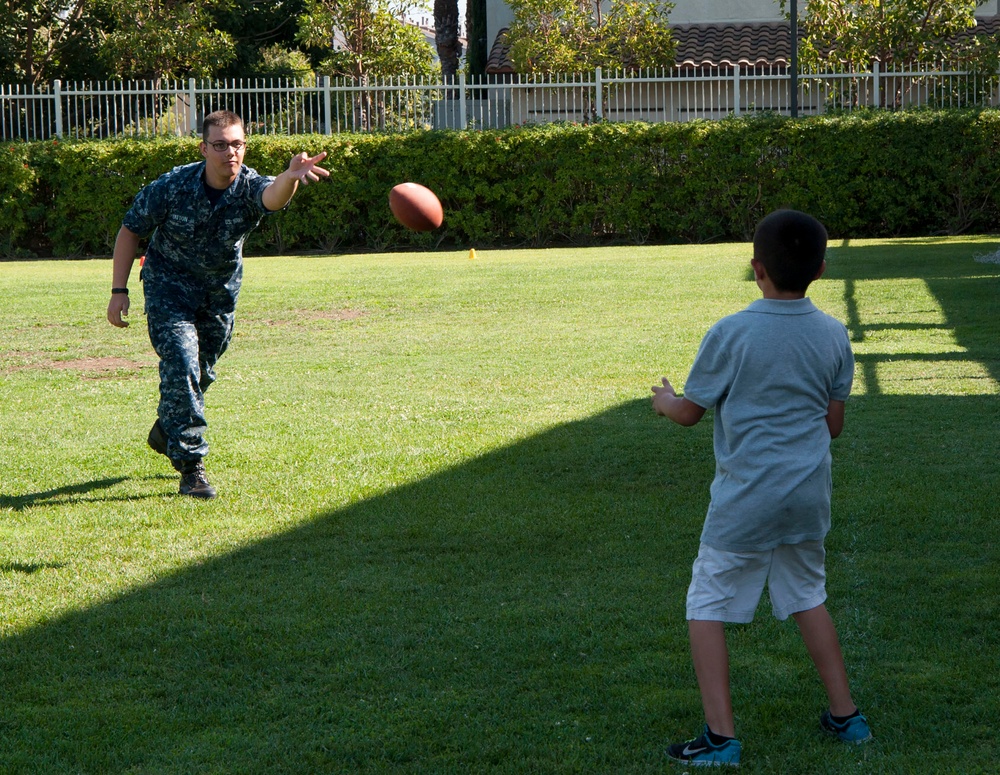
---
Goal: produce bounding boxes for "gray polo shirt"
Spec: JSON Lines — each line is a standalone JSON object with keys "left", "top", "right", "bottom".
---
{"left": 683, "top": 298, "right": 855, "bottom": 552}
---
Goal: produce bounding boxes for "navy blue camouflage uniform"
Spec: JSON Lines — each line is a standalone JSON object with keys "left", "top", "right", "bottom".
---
{"left": 122, "top": 160, "right": 275, "bottom": 464}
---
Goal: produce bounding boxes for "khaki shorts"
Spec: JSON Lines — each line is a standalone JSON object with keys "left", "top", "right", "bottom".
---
{"left": 686, "top": 540, "right": 827, "bottom": 623}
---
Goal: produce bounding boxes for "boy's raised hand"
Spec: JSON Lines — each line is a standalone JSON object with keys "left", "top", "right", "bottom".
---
{"left": 652, "top": 376, "right": 707, "bottom": 426}
{"left": 651, "top": 376, "right": 677, "bottom": 416}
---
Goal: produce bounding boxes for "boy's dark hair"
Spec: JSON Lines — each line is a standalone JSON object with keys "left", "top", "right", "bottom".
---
{"left": 202, "top": 110, "right": 244, "bottom": 142}
{"left": 753, "top": 209, "right": 828, "bottom": 292}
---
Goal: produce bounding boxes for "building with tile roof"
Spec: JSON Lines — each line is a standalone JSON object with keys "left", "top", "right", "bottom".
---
{"left": 486, "top": 0, "right": 1000, "bottom": 75}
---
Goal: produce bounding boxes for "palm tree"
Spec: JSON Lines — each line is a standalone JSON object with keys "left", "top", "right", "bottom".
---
{"left": 434, "top": 0, "right": 461, "bottom": 78}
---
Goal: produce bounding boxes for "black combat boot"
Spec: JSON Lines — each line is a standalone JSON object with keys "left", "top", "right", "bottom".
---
{"left": 147, "top": 419, "right": 168, "bottom": 456}
{"left": 176, "top": 459, "right": 217, "bottom": 499}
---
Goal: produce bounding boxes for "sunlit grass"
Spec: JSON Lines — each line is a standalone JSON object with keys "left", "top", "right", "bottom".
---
{"left": 0, "top": 238, "right": 998, "bottom": 773}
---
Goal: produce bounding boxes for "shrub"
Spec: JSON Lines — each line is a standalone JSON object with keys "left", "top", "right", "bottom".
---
{"left": 0, "top": 143, "right": 37, "bottom": 257}
{"left": 4, "top": 109, "right": 1000, "bottom": 258}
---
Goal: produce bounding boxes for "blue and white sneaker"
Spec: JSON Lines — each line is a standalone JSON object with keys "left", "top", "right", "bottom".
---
{"left": 820, "top": 710, "right": 873, "bottom": 744}
{"left": 667, "top": 726, "right": 741, "bottom": 767}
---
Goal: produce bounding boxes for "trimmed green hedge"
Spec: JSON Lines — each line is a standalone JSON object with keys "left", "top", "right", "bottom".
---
{"left": 4, "top": 109, "right": 1000, "bottom": 258}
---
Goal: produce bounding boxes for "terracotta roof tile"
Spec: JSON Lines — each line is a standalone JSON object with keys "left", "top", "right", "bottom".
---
{"left": 923, "top": 13, "right": 1000, "bottom": 54}
{"left": 486, "top": 21, "right": 797, "bottom": 75}
{"left": 486, "top": 28, "right": 516, "bottom": 75}
{"left": 486, "top": 15, "right": 1000, "bottom": 75}
{"left": 672, "top": 21, "right": 797, "bottom": 68}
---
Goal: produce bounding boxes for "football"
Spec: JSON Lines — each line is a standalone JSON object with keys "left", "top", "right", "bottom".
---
{"left": 389, "top": 182, "right": 444, "bottom": 232}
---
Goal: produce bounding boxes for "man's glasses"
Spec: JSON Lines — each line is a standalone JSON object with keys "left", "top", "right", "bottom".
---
{"left": 208, "top": 140, "right": 246, "bottom": 152}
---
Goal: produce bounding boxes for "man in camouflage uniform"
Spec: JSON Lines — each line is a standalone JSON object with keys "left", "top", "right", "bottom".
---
{"left": 107, "top": 110, "right": 328, "bottom": 499}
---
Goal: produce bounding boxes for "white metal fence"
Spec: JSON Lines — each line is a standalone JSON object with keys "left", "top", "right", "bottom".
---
{"left": 2, "top": 63, "right": 998, "bottom": 141}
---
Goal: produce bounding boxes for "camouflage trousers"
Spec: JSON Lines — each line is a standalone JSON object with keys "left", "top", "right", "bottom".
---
{"left": 145, "top": 274, "right": 239, "bottom": 463}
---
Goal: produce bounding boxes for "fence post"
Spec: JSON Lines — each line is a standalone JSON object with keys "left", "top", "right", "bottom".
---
{"left": 53, "top": 80, "right": 63, "bottom": 138}
{"left": 459, "top": 72, "right": 468, "bottom": 130}
{"left": 733, "top": 65, "right": 741, "bottom": 116}
{"left": 595, "top": 66, "right": 603, "bottom": 120}
{"left": 872, "top": 60, "right": 880, "bottom": 108}
{"left": 188, "top": 78, "right": 198, "bottom": 135}
{"left": 322, "top": 75, "right": 332, "bottom": 135}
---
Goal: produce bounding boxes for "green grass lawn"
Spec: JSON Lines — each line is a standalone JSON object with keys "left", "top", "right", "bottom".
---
{"left": 1, "top": 238, "right": 998, "bottom": 773}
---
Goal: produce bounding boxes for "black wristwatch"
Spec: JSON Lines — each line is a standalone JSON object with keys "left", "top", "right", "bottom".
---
{"left": 111, "top": 288, "right": 129, "bottom": 295}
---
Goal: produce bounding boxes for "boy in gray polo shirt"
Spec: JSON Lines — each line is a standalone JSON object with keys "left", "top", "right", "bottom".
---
{"left": 652, "top": 210, "right": 871, "bottom": 767}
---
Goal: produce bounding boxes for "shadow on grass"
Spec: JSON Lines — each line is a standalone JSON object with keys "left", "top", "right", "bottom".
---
{"left": 0, "top": 562, "right": 68, "bottom": 574}
{"left": 0, "top": 477, "right": 127, "bottom": 511}
{"left": 826, "top": 239, "right": 1000, "bottom": 390}
{"left": 744, "top": 238, "right": 1000, "bottom": 390}
{"left": 0, "top": 399, "right": 717, "bottom": 773}
{"left": 0, "top": 475, "right": 176, "bottom": 511}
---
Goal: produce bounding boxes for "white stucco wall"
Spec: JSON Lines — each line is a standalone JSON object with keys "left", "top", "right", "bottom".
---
{"left": 488, "top": 2, "right": 515, "bottom": 41}
{"left": 669, "top": 0, "right": 782, "bottom": 23}
{"left": 490, "top": 0, "right": 784, "bottom": 35}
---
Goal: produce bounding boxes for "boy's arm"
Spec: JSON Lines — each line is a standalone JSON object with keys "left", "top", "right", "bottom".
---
{"left": 826, "top": 399, "right": 846, "bottom": 439}
{"left": 651, "top": 377, "right": 707, "bottom": 426}
{"left": 262, "top": 151, "right": 329, "bottom": 211}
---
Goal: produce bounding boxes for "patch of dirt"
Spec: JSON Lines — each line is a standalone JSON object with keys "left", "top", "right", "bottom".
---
{"left": 3, "top": 354, "right": 151, "bottom": 378}
{"left": 52, "top": 356, "right": 147, "bottom": 372}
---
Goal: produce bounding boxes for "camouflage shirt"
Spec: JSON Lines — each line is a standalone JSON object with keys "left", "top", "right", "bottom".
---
{"left": 123, "top": 161, "right": 275, "bottom": 290}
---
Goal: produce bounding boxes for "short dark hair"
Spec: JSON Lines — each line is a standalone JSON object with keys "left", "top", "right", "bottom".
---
{"left": 752, "top": 209, "right": 828, "bottom": 292}
{"left": 202, "top": 110, "right": 244, "bottom": 142}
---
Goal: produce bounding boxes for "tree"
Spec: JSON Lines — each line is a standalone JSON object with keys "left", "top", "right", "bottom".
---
{"left": 435, "top": 0, "right": 462, "bottom": 78}
{"left": 297, "top": 0, "right": 435, "bottom": 129}
{"left": 210, "top": 0, "right": 310, "bottom": 78}
{"left": 787, "top": 0, "right": 1000, "bottom": 71}
{"left": 256, "top": 45, "right": 316, "bottom": 79}
{"left": 506, "top": 0, "right": 675, "bottom": 73}
{"left": 297, "top": 0, "right": 435, "bottom": 80}
{"left": 0, "top": 0, "right": 95, "bottom": 83}
{"left": 0, "top": 0, "right": 303, "bottom": 84}
{"left": 465, "top": 0, "right": 487, "bottom": 77}
{"left": 95, "top": 0, "right": 236, "bottom": 80}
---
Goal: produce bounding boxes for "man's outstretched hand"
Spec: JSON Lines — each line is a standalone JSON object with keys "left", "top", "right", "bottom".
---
{"left": 287, "top": 151, "right": 330, "bottom": 185}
